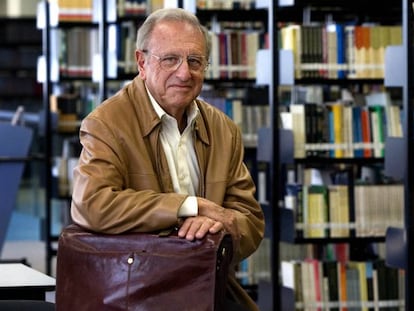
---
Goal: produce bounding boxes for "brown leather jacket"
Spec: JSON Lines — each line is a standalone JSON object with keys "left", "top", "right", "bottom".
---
{"left": 71, "top": 77, "right": 265, "bottom": 310}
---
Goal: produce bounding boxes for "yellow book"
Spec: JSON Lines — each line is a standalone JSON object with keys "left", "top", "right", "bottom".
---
{"left": 388, "top": 25, "right": 403, "bottom": 46}
{"left": 281, "top": 24, "right": 302, "bottom": 79}
{"left": 305, "top": 185, "right": 328, "bottom": 238}
{"left": 328, "top": 185, "right": 350, "bottom": 238}
{"left": 330, "top": 103, "right": 344, "bottom": 158}
{"left": 58, "top": 0, "right": 93, "bottom": 22}
{"left": 290, "top": 104, "right": 306, "bottom": 159}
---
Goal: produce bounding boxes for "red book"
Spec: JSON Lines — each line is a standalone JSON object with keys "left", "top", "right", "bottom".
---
{"left": 360, "top": 107, "right": 373, "bottom": 157}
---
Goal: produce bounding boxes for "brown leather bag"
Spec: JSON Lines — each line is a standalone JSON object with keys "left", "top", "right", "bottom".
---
{"left": 56, "top": 224, "right": 233, "bottom": 311}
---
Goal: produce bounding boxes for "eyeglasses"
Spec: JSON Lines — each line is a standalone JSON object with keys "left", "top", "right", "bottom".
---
{"left": 143, "top": 50, "right": 209, "bottom": 73}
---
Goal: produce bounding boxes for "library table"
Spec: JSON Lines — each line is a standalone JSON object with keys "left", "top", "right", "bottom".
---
{"left": 0, "top": 263, "right": 55, "bottom": 300}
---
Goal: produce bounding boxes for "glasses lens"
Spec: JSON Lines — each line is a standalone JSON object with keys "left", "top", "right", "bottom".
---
{"left": 150, "top": 52, "right": 207, "bottom": 73}
{"left": 159, "top": 55, "right": 182, "bottom": 71}
{"left": 187, "top": 56, "right": 205, "bottom": 71}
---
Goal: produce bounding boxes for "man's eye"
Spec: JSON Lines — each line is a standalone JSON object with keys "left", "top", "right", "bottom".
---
{"left": 188, "top": 57, "right": 202, "bottom": 67}
{"left": 161, "top": 56, "right": 179, "bottom": 65}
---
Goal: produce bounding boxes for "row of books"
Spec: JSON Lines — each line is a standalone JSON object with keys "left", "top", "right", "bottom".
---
{"left": 53, "top": 23, "right": 266, "bottom": 80}
{"left": 49, "top": 83, "right": 102, "bottom": 127}
{"left": 281, "top": 96, "right": 403, "bottom": 159}
{"left": 285, "top": 183, "right": 404, "bottom": 239}
{"left": 57, "top": 28, "right": 99, "bottom": 78}
{"left": 116, "top": 25, "right": 267, "bottom": 78}
{"left": 206, "top": 30, "right": 267, "bottom": 79}
{"left": 237, "top": 237, "right": 271, "bottom": 285}
{"left": 281, "top": 258, "right": 404, "bottom": 310}
{"left": 280, "top": 23, "right": 403, "bottom": 79}
{"left": 200, "top": 94, "right": 270, "bottom": 145}
{"left": 57, "top": 0, "right": 94, "bottom": 22}
{"left": 117, "top": 0, "right": 148, "bottom": 16}
{"left": 56, "top": 0, "right": 163, "bottom": 22}
{"left": 52, "top": 137, "right": 80, "bottom": 198}
{"left": 196, "top": 0, "right": 256, "bottom": 10}
{"left": 56, "top": 0, "right": 258, "bottom": 22}
{"left": 116, "top": 21, "right": 139, "bottom": 75}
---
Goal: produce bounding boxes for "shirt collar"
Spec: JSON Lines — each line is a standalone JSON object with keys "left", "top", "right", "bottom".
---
{"left": 145, "top": 85, "right": 199, "bottom": 128}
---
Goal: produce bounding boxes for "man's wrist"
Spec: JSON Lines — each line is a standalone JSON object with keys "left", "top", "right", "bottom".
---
{"left": 177, "top": 196, "right": 198, "bottom": 217}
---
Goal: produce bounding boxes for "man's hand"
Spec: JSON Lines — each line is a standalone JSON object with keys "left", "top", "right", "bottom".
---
{"left": 177, "top": 216, "right": 223, "bottom": 241}
{"left": 177, "top": 197, "right": 241, "bottom": 249}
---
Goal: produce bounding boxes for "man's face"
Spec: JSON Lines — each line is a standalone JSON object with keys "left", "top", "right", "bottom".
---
{"left": 136, "top": 21, "right": 207, "bottom": 116}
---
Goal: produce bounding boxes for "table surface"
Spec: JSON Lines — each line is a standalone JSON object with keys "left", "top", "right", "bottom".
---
{"left": 0, "top": 263, "right": 55, "bottom": 290}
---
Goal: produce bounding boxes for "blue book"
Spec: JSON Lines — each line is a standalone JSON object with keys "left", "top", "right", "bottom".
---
{"left": 352, "top": 106, "right": 364, "bottom": 158}
{"left": 336, "top": 24, "right": 345, "bottom": 79}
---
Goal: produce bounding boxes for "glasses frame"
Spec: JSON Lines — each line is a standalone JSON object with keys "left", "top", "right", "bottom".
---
{"left": 142, "top": 50, "right": 209, "bottom": 73}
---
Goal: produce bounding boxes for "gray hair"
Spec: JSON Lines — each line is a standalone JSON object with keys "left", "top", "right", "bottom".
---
{"left": 136, "top": 8, "right": 211, "bottom": 58}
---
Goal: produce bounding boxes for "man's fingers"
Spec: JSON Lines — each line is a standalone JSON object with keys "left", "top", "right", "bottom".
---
{"left": 178, "top": 216, "right": 223, "bottom": 240}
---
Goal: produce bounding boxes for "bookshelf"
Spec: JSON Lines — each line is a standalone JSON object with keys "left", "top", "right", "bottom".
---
{"left": 194, "top": 4, "right": 270, "bottom": 150}
{"left": 37, "top": 0, "right": 111, "bottom": 274}
{"left": 38, "top": 0, "right": 156, "bottom": 275}
{"left": 0, "top": 17, "right": 42, "bottom": 114}
{"left": 268, "top": 0, "right": 407, "bottom": 310}
{"left": 193, "top": 2, "right": 273, "bottom": 294}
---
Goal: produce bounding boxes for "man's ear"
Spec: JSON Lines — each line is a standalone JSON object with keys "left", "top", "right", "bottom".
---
{"left": 135, "top": 49, "right": 146, "bottom": 78}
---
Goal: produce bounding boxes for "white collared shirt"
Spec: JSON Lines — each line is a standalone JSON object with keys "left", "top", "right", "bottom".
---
{"left": 146, "top": 88, "right": 199, "bottom": 217}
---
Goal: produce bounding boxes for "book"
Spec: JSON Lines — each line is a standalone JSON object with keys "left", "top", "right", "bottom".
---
{"left": 354, "top": 25, "right": 371, "bottom": 78}
{"left": 304, "top": 185, "right": 329, "bottom": 238}
{"left": 290, "top": 104, "right": 306, "bottom": 158}
{"left": 305, "top": 103, "right": 318, "bottom": 157}
{"left": 285, "top": 183, "right": 304, "bottom": 238}
{"left": 281, "top": 260, "right": 304, "bottom": 306}
{"left": 342, "top": 104, "right": 354, "bottom": 158}
{"left": 208, "top": 32, "right": 220, "bottom": 79}
{"left": 328, "top": 184, "right": 350, "bottom": 238}
{"left": 336, "top": 24, "right": 346, "bottom": 79}
{"left": 345, "top": 263, "right": 361, "bottom": 310}
{"left": 218, "top": 32, "right": 229, "bottom": 78}
{"left": 360, "top": 107, "right": 373, "bottom": 158}
{"left": 351, "top": 106, "right": 364, "bottom": 158}
{"left": 304, "top": 258, "right": 324, "bottom": 310}
{"left": 348, "top": 261, "right": 369, "bottom": 311}
{"left": 369, "top": 105, "right": 385, "bottom": 158}
{"left": 385, "top": 104, "right": 403, "bottom": 137}
{"left": 337, "top": 261, "right": 348, "bottom": 311}
{"left": 329, "top": 102, "right": 344, "bottom": 158}
{"left": 326, "top": 23, "right": 338, "bottom": 79}
{"left": 345, "top": 24, "right": 357, "bottom": 78}
{"left": 365, "top": 261, "right": 375, "bottom": 311}
{"left": 246, "top": 31, "right": 259, "bottom": 79}
{"left": 323, "top": 261, "right": 340, "bottom": 311}
{"left": 280, "top": 24, "right": 302, "bottom": 78}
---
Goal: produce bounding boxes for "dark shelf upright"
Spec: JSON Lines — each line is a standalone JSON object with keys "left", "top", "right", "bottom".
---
{"left": 403, "top": 0, "right": 414, "bottom": 310}
{"left": 269, "top": 1, "right": 280, "bottom": 310}
{"left": 40, "top": 0, "right": 54, "bottom": 275}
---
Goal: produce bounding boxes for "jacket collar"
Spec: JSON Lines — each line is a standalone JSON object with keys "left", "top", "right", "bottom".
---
{"left": 130, "top": 77, "right": 210, "bottom": 146}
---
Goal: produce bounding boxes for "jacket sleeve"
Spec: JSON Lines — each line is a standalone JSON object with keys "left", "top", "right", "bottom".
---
{"left": 198, "top": 104, "right": 265, "bottom": 264}
{"left": 223, "top": 127, "right": 265, "bottom": 264}
{"left": 71, "top": 115, "right": 187, "bottom": 234}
